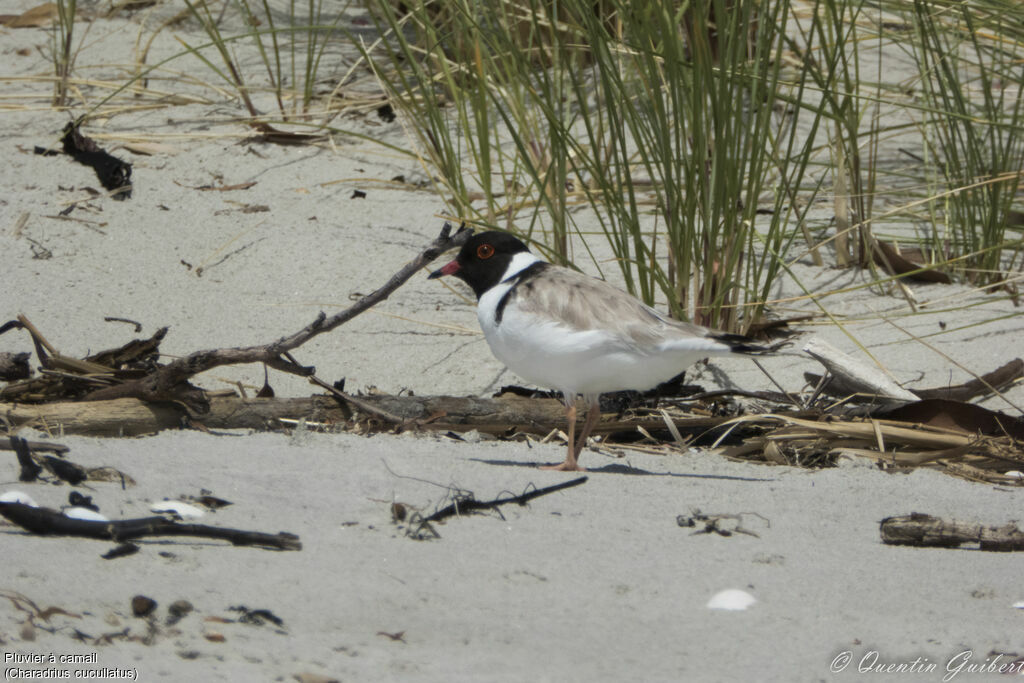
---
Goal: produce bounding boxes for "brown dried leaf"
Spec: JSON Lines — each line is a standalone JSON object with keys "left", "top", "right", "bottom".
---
{"left": 3, "top": 3, "right": 58, "bottom": 28}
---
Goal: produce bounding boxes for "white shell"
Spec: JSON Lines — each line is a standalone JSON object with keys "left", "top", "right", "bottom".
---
{"left": 150, "top": 500, "right": 205, "bottom": 519}
{"left": 707, "top": 589, "right": 757, "bottom": 611}
{"left": 0, "top": 491, "right": 38, "bottom": 507}
{"left": 1004, "top": 471, "right": 1024, "bottom": 480}
{"left": 63, "top": 507, "right": 109, "bottom": 522}
{"left": 1012, "top": 600, "right": 1024, "bottom": 609}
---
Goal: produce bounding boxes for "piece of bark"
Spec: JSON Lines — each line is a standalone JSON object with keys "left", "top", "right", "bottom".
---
{"left": 880, "top": 513, "right": 1024, "bottom": 551}
{"left": 803, "top": 337, "right": 919, "bottom": 402}
{"left": 0, "top": 502, "right": 301, "bottom": 551}
{"left": 0, "top": 352, "right": 31, "bottom": 380}
{"left": 1, "top": 394, "right": 748, "bottom": 438}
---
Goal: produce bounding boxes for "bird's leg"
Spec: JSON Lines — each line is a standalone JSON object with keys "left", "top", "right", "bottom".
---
{"left": 573, "top": 397, "right": 602, "bottom": 457}
{"left": 541, "top": 401, "right": 583, "bottom": 471}
{"left": 542, "top": 398, "right": 601, "bottom": 472}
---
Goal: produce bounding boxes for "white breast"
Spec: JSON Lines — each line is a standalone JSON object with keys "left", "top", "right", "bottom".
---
{"left": 477, "top": 268, "right": 723, "bottom": 399}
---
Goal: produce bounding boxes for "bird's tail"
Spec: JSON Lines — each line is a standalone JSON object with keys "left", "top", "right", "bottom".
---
{"left": 713, "top": 333, "right": 791, "bottom": 355}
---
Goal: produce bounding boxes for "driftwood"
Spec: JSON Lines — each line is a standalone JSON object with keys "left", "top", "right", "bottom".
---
{"left": 880, "top": 513, "right": 1024, "bottom": 551}
{"left": 1, "top": 394, "right": 744, "bottom": 437}
{"left": 72, "top": 222, "right": 472, "bottom": 411}
{"left": 0, "top": 502, "right": 300, "bottom": 551}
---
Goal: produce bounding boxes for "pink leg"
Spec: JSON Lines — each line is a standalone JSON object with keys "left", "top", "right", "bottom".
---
{"left": 541, "top": 398, "right": 599, "bottom": 471}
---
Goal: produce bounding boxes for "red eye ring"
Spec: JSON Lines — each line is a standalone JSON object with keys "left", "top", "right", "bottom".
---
{"left": 476, "top": 244, "right": 495, "bottom": 259}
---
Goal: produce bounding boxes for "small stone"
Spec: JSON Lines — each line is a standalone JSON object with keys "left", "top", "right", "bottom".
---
{"left": 131, "top": 595, "right": 158, "bottom": 618}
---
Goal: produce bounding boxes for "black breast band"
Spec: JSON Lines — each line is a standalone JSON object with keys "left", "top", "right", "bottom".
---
{"left": 495, "top": 262, "right": 549, "bottom": 325}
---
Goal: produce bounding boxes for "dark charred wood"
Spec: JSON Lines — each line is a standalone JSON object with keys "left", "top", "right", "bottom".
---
{"left": 0, "top": 502, "right": 301, "bottom": 551}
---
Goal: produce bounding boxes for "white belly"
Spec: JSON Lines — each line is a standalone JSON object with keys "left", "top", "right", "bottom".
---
{"left": 478, "top": 286, "right": 709, "bottom": 398}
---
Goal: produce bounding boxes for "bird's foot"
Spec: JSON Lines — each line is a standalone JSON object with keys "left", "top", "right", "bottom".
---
{"left": 539, "top": 461, "right": 587, "bottom": 472}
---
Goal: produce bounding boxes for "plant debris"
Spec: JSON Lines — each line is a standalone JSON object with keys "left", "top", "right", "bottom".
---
{"left": 36, "top": 122, "right": 133, "bottom": 200}
{"left": 676, "top": 508, "right": 769, "bottom": 538}
{"left": 881, "top": 513, "right": 1024, "bottom": 551}
{"left": 395, "top": 476, "right": 588, "bottom": 540}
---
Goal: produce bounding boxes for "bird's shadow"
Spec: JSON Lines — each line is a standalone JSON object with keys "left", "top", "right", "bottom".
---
{"left": 468, "top": 458, "right": 774, "bottom": 481}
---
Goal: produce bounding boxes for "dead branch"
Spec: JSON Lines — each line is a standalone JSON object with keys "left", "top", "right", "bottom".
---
{"left": 424, "top": 476, "right": 588, "bottom": 523}
{"left": 0, "top": 502, "right": 301, "bottom": 551}
{"left": 880, "top": 513, "right": 1024, "bottom": 551}
{"left": 79, "top": 222, "right": 473, "bottom": 410}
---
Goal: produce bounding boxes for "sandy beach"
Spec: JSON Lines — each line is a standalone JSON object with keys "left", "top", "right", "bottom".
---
{"left": 2, "top": 2, "right": 1024, "bottom": 681}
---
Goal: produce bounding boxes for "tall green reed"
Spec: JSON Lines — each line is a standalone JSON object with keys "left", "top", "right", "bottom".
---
{"left": 53, "top": 0, "right": 78, "bottom": 107}
{"left": 361, "top": 0, "right": 833, "bottom": 331}
{"left": 907, "top": 0, "right": 1024, "bottom": 285}
{"left": 182, "top": 0, "right": 348, "bottom": 123}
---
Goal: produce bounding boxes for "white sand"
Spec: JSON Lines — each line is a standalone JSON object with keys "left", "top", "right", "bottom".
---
{"left": 2, "top": 3, "right": 1023, "bottom": 681}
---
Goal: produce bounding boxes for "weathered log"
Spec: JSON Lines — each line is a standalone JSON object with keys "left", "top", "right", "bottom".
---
{"left": 880, "top": 513, "right": 1024, "bottom": 551}
{"left": 1, "top": 394, "right": 739, "bottom": 438}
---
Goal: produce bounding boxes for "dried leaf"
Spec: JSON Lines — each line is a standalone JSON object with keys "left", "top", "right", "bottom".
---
{"left": 878, "top": 399, "right": 1024, "bottom": 440}
{"left": 3, "top": 3, "right": 58, "bottom": 28}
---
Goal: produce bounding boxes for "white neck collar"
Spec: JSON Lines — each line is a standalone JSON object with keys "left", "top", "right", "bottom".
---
{"left": 501, "top": 252, "right": 542, "bottom": 281}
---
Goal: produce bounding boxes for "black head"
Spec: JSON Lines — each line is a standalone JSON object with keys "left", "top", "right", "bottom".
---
{"left": 428, "top": 231, "right": 532, "bottom": 299}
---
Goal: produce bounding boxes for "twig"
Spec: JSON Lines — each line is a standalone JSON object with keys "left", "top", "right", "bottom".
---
{"left": 81, "top": 222, "right": 473, "bottom": 410}
{"left": 423, "top": 476, "right": 588, "bottom": 523}
{"left": 309, "top": 374, "right": 407, "bottom": 424}
{"left": 0, "top": 502, "right": 301, "bottom": 551}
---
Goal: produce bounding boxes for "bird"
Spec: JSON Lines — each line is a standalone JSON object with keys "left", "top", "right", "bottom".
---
{"left": 429, "top": 231, "right": 775, "bottom": 471}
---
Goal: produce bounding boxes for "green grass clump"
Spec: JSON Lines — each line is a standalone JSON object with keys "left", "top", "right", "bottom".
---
{"left": 359, "top": 0, "right": 844, "bottom": 332}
